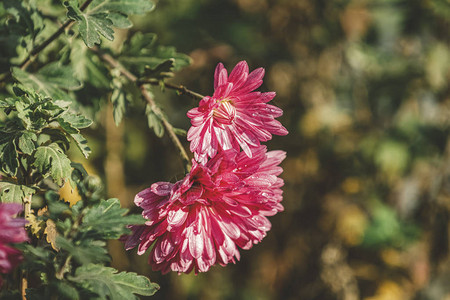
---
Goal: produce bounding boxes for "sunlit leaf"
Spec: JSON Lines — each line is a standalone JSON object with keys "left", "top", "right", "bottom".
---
{"left": 69, "top": 264, "right": 159, "bottom": 299}
{"left": 65, "top": 0, "right": 155, "bottom": 47}
{"left": 79, "top": 198, "right": 145, "bottom": 240}
{"left": 33, "top": 143, "right": 72, "bottom": 185}
{"left": 0, "top": 182, "right": 34, "bottom": 204}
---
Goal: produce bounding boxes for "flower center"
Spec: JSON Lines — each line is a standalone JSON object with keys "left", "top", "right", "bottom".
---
{"left": 213, "top": 99, "right": 236, "bottom": 125}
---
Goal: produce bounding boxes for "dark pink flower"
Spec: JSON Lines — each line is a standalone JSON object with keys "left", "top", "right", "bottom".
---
{"left": 0, "top": 203, "right": 28, "bottom": 285}
{"left": 125, "top": 146, "right": 285, "bottom": 274}
{"left": 187, "top": 61, "right": 288, "bottom": 164}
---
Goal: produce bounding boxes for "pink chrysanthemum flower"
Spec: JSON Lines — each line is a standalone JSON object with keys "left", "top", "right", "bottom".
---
{"left": 187, "top": 61, "right": 288, "bottom": 164}
{"left": 0, "top": 203, "right": 28, "bottom": 286}
{"left": 125, "top": 146, "right": 285, "bottom": 274}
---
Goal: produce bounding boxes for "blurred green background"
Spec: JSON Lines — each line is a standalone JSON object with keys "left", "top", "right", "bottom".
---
{"left": 67, "top": 0, "right": 450, "bottom": 299}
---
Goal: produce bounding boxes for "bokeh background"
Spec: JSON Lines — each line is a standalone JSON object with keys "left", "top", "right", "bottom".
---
{"left": 66, "top": 0, "right": 450, "bottom": 299}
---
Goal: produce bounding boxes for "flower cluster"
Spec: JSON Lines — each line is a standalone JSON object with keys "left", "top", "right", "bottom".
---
{"left": 0, "top": 203, "right": 28, "bottom": 286}
{"left": 125, "top": 61, "right": 287, "bottom": 274}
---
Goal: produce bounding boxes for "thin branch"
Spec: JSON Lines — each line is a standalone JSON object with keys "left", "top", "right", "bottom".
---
{"left": 91, "top": 47, "right": 192, "bottom": 173}
{"left": 18, "top": 0, "right": 94, "bottom": 70}
{"left": 138, "top": 79, "right": 205, "bottom": 100}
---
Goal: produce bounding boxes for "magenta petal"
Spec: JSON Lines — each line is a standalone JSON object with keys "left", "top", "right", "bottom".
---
{"left": 187, "top": 61, "right": 287, "bottom": 161}
{"left": 214, "top": 63, "right": 226, "bottom": 89}
{"left": 125, "top": 144, "right": 285, "bottom": 275}
{"left": 228, "top": 61, "right": 249, "bottom": 89}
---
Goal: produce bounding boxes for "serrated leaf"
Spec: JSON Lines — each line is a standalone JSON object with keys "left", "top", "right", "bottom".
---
{"left": 41, "top": 128, "right": 72, "bottom": 151}
{"left": 89, "top": 0, "right": 155, "bottom": 15}
{"left": 80, "top": 198, "right": 145, "bottom": 240}
{"left": 65, "top": 0, "right": 155, "bottom": 47}
{"left": 45, "top": 219, "right": 59, "bottom": 250}
{"left": 69, "top": 264, "right": 159, "bottom": 299}
{"left": 26, "top": 213, "right": 45, "bottom": 238}
{"left": 0, "top": 182, "right": 34, "bottom": 204}
{"left": 108, "top": 12, "right": 132, "bottom": 28}
{"left": 15, "top": 100, "right": 32, "bottom": 129}
{"left": 18, "top": 131, "right": 37, "bottom": 155}
{"left": 12, "top": 63, "right": 81, "bottom": 101}
{"left": 66, "top": 1, "right": 114, "bottom": 48}
{"left": 56, "top": 236, "right": 110, "bottom": 265}
{"left": 71, "top": 133, "right": 91, "bottom": 158}
{"left": 33, "top": 143, "right": 72, "bottom": 185}
{"left": 57, "top": 117, "right": 79, "bottom": 134}
{"left": 57, "top": 111, "right": 94, "bottom": 160}
{"left": 145, "top": 104, "right": 164, "bottom": 138}
{"left": 1, "top": 141, "right": 19, "bottom": 176}
{"left": 0, "top": 130, "right": 15, "bottom": 151}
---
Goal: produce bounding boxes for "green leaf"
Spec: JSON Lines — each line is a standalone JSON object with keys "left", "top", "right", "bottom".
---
{"left": 60, "top": 112, "right": 93, "bottom": 129}
{"left": 18, "top": 131, "right": 37, "bottom": 155}
{"left": 120, "top": 33, "right": 191, "bottom": 75}
{"left": 173, "top": 127, "right": 187, "bottom": 136}
{"left": 0, "top": 182, "right": 34, "bottom": 204}
{"left": 33, "top": 143, "right": 72, "bottom": 185}
{"left": 65, "top": 0, "right": 155, "bottom": 47}
{"left": 69, "top": 264, "right": 159, "bottom": 299}
{"left": 38, "top": 63, "right": 83, "bottom": 90}
{"left": 80, "top": 198, "right": 145, "bottom": 240}
{"left": 41, "top": 128, "right": 71, "bottom": 151}
{"left": 56, "top": 113, "right": 92, "bottom": 158}
{"left": 15, "top": 100, "right": 32, "bottom": 129}
{"left": 56, "top": 236, "right": 110, "bottom": 265}
{"left": 65, "top": 1, "right": 114, "bottom": 48}
{"left": 145, "top": 104, "right": 164, "bottom": 138}
{"left": 1, "top": 141, "right": 19, "bottom": 176}
{"left": 111, "top": 87, "right": 127, "bottom": 126}
{"left": 0, "top": 0, "right": 44, "bottom": 73}
{"left": 108, "top": 12, "right": 132, "bottom": 28}
{"left": 51, "top": 281, "right": 80, "bottom": 300}
{"left": 89, "top": 0, "right": 155, "bottom": 15}
{"left": 71, "top": 133, "right": 91, "bottom": 159}
{"left": 69, "top": 39, "right": 110, "bottom": 88}
{"left": 12, "top": 63, "right": 81, "bottom": 101}
{"left": 143, "top": 59, "right": 175, "bottom": 80}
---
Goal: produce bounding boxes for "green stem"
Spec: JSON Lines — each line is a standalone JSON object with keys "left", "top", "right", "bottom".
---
{"left": 138, "top": 79, "right": 205, "bottom": 100}
{"left": 91, "top": 47, "right": 192, "bottom": 173}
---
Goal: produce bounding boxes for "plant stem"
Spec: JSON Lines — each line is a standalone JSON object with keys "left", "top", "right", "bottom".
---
{"left": 90, "top": 47, "right": 192, "bottom": 173}
{"left": 23, "top": 194, "right": 32, "bottom": 220}
{"left": 21, "top": 272, "right": 27, "bottom": 300}
{"left": 138, "top": 79, "right": 205, "bottom": 100}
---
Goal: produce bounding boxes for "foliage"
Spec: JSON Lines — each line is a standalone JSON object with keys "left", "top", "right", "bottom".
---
{"left": 0, "top": 0, "right": 193, "bottom": 298}
{"left": 1, "top": 0, "right": 449, "bottom": 299}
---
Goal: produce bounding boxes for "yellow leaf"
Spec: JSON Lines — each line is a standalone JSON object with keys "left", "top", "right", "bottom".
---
{"left": 45, "top": 219, "right": 59, "bottom": 251}
{"left": 59, "top": 181, "right": 81, "bottom": 207}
